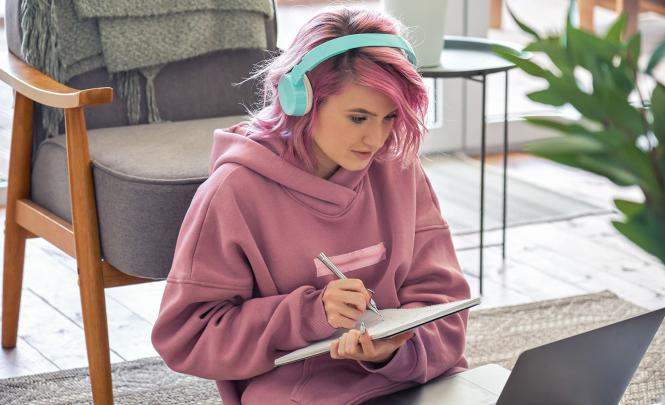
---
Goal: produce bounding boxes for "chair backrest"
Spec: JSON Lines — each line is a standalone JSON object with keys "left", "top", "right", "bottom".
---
{"left": 5, "top": 0, "right": 278, "bottom": 145}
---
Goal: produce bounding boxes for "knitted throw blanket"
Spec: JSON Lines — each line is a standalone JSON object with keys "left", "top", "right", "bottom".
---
{"left": 20, "top": 0, "right": 274, "bottom": 138}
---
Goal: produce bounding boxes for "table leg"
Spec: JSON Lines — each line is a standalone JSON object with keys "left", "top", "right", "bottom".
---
{"left": 480, "top": 74, "right": 487, "bottom": 296}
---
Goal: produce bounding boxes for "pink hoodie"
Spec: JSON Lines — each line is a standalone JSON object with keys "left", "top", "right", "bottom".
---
{"left": 151, "top": 122, "right": 471, "bottom": 404}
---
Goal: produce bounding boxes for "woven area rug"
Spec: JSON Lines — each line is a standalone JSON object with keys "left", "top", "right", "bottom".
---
{"left": 1, "top": 291, "right": 663, "bottom": 404}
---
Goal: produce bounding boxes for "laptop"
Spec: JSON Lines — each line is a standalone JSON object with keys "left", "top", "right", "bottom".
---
{"left": 365, "top": 306, "right": 665, "bottom": 405}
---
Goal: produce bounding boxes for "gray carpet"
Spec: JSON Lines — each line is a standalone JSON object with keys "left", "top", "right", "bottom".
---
{"left": 421, "top": 154, "right": 612, "bottom": 235}
{"left": 0, "top": 291, "right": 662, "bottom": 404}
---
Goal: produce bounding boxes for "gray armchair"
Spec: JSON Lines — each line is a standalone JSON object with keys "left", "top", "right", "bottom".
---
{"left": 1, "top": 1, "right": 278, "bottom": 403}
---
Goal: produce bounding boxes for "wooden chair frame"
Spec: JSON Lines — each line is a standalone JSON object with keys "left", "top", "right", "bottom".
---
{"left": 1, "top": 51, "right": 158, "bottom": 404}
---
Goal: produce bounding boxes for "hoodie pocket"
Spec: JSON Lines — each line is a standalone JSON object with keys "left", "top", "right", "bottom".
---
{"left": 313, "top": 242, "right": 387, "bottom": 278}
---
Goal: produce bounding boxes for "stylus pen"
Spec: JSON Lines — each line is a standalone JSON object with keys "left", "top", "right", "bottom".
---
{"left": 317, "top": 252, "right": 383, "bottom": 319}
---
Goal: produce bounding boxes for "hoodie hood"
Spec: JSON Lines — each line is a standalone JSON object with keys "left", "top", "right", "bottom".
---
{"left": 209, "top": 121, "right": 371, "bottom": 216}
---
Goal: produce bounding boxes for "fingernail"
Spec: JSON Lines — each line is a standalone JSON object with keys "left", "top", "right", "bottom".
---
{"left": 359, "top": 321, "right": 366, "bottom": 335}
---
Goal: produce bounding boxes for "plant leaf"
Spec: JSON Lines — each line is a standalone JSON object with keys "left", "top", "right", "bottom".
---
{"left": 612, "top": 206, "right": 665, "bottom": 263}
{"left": 651, "top": 84, "right": 665, "bottom": 190}
{"left": 567, "top": 0, "right": 576, "bottom": 27}
{"left": 646, "top": 39, "right": 665, "bottom": 75}
{"left": 525, "top": 119, "right": 659, "bottom": 194}
{"left": 576, "top": 154, "right": 643, "bottom": 186}
{"left": 563, "top": 0, "right": 577, "bottom": 49}
{"left": 524, "top": 38, "right": 574, "bottom": 76}
{"left": 548, "top": 72, "right": 605, "bottom": 121}
{"left": 524, "top": 134, "right": 649, "bottom": 187}
{"left": 506, "top": 5, "right": 540, "bottom": 39}
{"left": 493, "top": 47, "right": 548, "bottom": 78}
{"left": 527, "top": 89, "right": 568, "bottom": 106}
{"left": 524, "top": 117, "right": 595, "bottom": 135}
{"left": 568, "top": 26, "right": 621, "bottom": 62}
{"left": 614, "top": 198, "right": 643, "bottom": 218}
{"left": 652, "top": 83, "right": 665, "bottom": 150}
{"left": 605, "top": 88, "right": 646, "bottom": 137}
{"left": 612, "top": 57, "right": 637, "bottom": 95}
{"left": 605, "top": 14, "right": 627, "bottom": 44}
{"left": 523, "top": 135, "right": 606, "bottom": 155}
{"left": 625, "top": 33, "right": 642, "bottom": 72}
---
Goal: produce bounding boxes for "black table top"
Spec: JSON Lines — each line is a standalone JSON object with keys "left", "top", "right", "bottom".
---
{"left": 417, "top": 35, "right": 531, "bottom": 78}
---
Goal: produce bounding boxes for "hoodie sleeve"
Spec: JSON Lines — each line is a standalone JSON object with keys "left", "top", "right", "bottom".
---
{"left": 357, "top": 162, "right": 471, "bottom": 383}
{"left": 151, "top": 167, "right": 337, "bottom": 381}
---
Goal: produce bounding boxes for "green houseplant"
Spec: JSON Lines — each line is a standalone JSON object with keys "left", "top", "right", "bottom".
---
{"left": 493, "top": 3, "right": 665, "bottom": 265}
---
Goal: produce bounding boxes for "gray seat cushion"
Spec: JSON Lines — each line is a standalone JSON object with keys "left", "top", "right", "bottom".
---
{"left": 30, "top": 115, "right": 247, "bottom": 279}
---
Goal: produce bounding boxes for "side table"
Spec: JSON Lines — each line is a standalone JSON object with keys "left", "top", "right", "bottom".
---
{"left": 418, "top": 35, "right": 529, "bottom": 296}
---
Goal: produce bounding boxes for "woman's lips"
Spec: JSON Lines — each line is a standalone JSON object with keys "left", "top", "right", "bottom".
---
{"left": 353, "top": 151, "right": 373, "bottom": 160}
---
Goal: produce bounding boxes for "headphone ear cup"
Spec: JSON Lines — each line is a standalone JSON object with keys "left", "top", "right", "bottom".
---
{"left": 278, "top": 72, "right": 309, "bottom": 116}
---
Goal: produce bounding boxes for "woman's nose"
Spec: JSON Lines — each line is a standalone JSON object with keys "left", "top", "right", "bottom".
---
{"left": 363, "top": 126, "right": 387, "bottom": 149}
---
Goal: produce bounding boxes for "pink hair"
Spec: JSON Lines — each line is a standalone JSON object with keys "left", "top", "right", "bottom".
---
{"left": 242, "top": 6, "right": 429, "bottom": 171}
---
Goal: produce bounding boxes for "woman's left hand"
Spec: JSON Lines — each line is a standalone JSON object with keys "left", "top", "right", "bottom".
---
{"left": 330, "top": 329, "right": 415, "bottom": 364}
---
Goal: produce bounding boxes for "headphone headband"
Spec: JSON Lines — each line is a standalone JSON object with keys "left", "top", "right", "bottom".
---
{"left": 290, "top": 33, "right": 417, "bottom": 81}
{"left": 278, "top": 33, "right": 417, "bottom": 116}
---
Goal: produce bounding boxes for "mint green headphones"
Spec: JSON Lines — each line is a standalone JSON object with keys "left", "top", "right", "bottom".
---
{"left": 277, "top": 33, "right": 417, "bottom": 116}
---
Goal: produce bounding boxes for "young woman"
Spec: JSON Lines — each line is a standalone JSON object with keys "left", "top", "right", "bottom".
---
{"left": 152, "top": 6, "right": 471, "bottom": 405}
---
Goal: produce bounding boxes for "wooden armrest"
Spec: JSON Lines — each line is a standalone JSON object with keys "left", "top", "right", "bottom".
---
{"left": 0, "top": 52, "right": 113, "bottom": 108}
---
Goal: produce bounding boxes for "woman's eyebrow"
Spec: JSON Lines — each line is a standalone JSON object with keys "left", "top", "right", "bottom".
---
{"left": 345, "top": 108, "right": 398, "bottom": 117}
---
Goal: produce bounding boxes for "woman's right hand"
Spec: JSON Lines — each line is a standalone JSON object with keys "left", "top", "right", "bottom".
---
{"left": 322, "top": 279, "right": 372, "bottom": 329}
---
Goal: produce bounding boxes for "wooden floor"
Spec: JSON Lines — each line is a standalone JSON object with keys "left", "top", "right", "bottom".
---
{"left": 1, "top": 153, "right": 664, "bottom": 379}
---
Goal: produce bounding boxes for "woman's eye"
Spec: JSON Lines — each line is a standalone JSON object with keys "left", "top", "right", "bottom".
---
{"left": 350, "top": 114, "right": 396, "bottom": 124}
